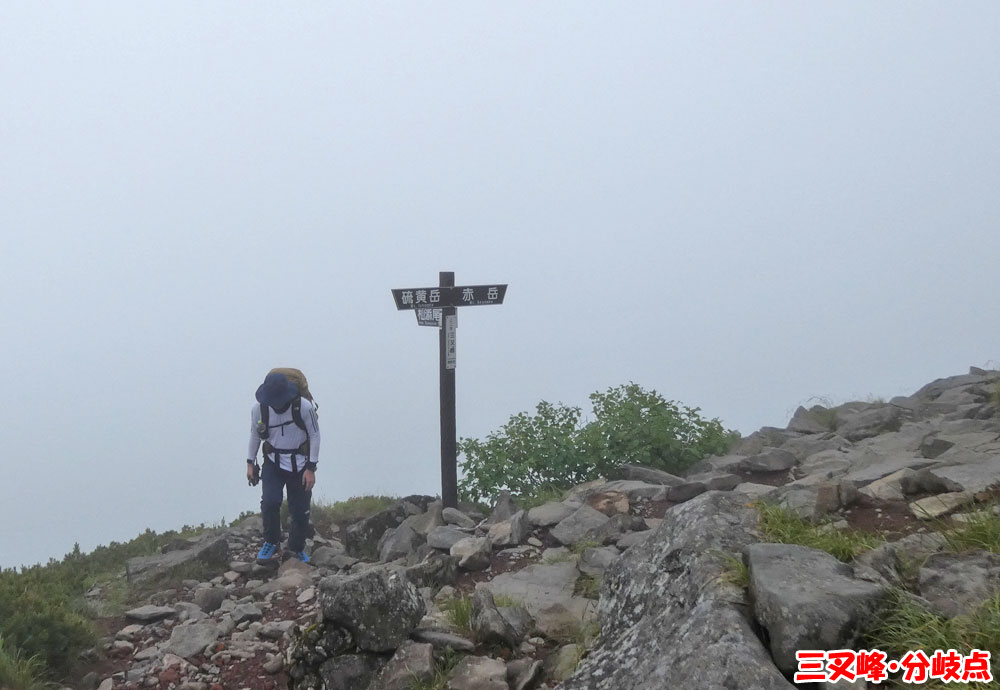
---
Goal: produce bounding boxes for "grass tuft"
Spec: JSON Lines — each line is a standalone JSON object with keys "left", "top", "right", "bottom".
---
{"left": 866, "top": 590, "right": 999, "bottom": 690}
{"left": 0, "top": 635, "right": 50, "bottom": 690}
{"left": 438, "top": 595, "right": 474, "bottom": 638}
{"left": 941, "top": 503, "right": 1000, "bottom": 554}
{"left": 409, "top": 647, "right": 461, "bottom": 690}
{"left": 718, "top": 552, "right": 750, "bottom": 589}
{"left": 755, "top": 502, "right": 883, "bottom": 561}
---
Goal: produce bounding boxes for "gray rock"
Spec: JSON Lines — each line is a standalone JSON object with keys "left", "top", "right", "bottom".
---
{"left": 407, "top": 502, "right": 445, "bottom": 536}
{"left": 447, "top": 656, "right": 509, "bottom": 690}
{"left": 911, "top": 372, "right": 996, "bottom": 400}
{"left": 508, "top": 659, "right": 543, "bottom": 690}
{"left": 579, "top": 546, "right": 620, "bottom": 577}
{"left": 774, "top": 482, "right": 840, "bottom": 521}
{"left": 319, "top": 568, "right": 426, "bottom": 652}
{"left": 666, "top": 480, "right": 708, "bottom": 503}
{"left": 787, "top": 406, "right": 835, "bottom": 434}
{"left": 231, "top": 603, "right": 263, "bottom": 625}
{"left": 191, "top": 587, "right": 226, "bottom": 614}
{"left": 559, "top": 492, "right": 793, "bottom": 690}
{"left": 919, "top": 551, "right": 1000, "bottom": 618}
{"left": 451, "top": 537, "right": 492, "bottom": 571}
{"left": 780, "top": 434, "right": 847, "bottom": 462}
{"left": 910, "top": 491, "right": 974, "bottom": 519}
{"left": 410, "top": 629, "right": 476, "bottom": 652}
{"left": 310, "top": 544, "right": 346, "bottom": 568}
{"left": 470, "top": 589, "right": 520, "bottom": 647}
{"left": 914, "top": 455, "right": 1000, "bottom": 498}
{"left": 551, "top": 506, "right": 610, "bottom": 546}
{"left": 687, "top": 453, "right": 748, "bottom": 474}
{"left": 859, "top": 468, "right": 916, "bottom": 501}
{"left": 619, "top": 464, "right": 684, "bottom": 486}
{"left": 595, "top": 479, "right": 670, "bottom": 500}
{"left": 344, "top": 496, "right": 435, "bottom": 560}
{"left": 732, "top": 427, "right": 799, "bottom": 455}
{"left": 124, "top": 605, "right": 176, "bottom": 623}
{"left": 842, "top": 457, "right": 939, "bottom": 488}
{"left": 488, "top": 510, "right": 530, "bottom": 547}
{"left": 126, "top": 534, "right": 230, "bottom": 585}
{"left": 748, "top": 543, "right": 887, "bottom": 675}
{"left": 484, "top": 560, "right": 590, "bottom": 625}
{"left": 369, "top": 641, "right": 436, "bottom": 690}
{"left": 318, "top": 654, "right": 386, "bottom": 690}
{"left": 742, "top": 448, "right": 798, "bottom": 472}
{"left": 616, "top": 531, "right": 653, "bottom": 549}
{"left": 683, "top": 472, "right": 741, "bottom": 491}
{"left": 733, "top": 482, "right": 779, "bottom": 499}
{"left": 920, "top": 435, "right": 956, "bottom": 459}
{"left": 260, "top": 620, "right": 295, "bottom": 639}
{"left": 378, "top": 522, "right": 423, "bottom": 563}
{"left": 527, "top": 501, "right": 577, "bottom": 527}
{"left": 399, "top": 552, "right": 459, "bottom": 590}
{"left": 442, "top": 507, "right": 476, "bottom": 529}
{"left": 485, "top": 491, "right": 519, "bottom": 525}
{"left": 164, "top": 621, "right": 219, "bottom": 660}
{"left": 798, "top": 450, "right": 852, "bottom": 478}
{"left": 837, "top": 405, "right": 903, "bottom": 441}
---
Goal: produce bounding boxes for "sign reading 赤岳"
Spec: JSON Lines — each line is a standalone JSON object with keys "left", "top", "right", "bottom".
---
{"left": 391, "top": 285, "right": 507, "bottom": 311}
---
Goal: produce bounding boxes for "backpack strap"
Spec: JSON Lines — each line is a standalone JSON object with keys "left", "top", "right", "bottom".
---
{"left": 257, "top": 404, "right": 270, "bottom": 440}
{"left": 291, "top": 397, "right": 307, "bottom": 432}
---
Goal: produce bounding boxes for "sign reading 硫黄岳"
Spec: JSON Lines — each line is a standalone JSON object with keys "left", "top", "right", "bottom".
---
{"left": 391, "top": 273, "right": 507, "bottom": 509}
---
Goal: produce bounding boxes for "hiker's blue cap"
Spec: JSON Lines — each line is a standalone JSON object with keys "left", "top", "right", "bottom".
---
{"left": 255, "top": 373, "right": 299, "bottom": 408}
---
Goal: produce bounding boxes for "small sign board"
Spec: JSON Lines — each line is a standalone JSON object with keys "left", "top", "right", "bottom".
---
{"left": 445, "top": 315, "right": 457, "bottom": 369}
{"left": 415, "top": 307, "right": 443, "bottom": 327}
{"left": 392, "top": 284, "right": 507, "bottom": 310}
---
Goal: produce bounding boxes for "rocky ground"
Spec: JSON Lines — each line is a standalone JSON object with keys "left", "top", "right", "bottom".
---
{"left": 67, "top": 367, "right": 1000, "bottom": 690}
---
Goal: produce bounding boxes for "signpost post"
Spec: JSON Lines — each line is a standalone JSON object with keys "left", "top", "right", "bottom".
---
{"left": 391, "top": 272, "right": 507, "bottom": 508}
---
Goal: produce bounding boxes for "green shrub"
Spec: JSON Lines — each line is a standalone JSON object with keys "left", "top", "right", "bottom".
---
{"left": 458, "top": 384, "right": 734, "bottom": 503}
{"left": 580, "top": 384, "right": 735, "bottom": 476}
{"left": 0, "top": 574, "right": 95, "bottom": 676}
{"left": 459, "top": 401, "right": 588, "bottom": 503}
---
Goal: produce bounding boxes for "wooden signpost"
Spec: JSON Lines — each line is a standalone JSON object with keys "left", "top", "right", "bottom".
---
{"left": 391, "top": 272, "right": 508, "bottom": 508}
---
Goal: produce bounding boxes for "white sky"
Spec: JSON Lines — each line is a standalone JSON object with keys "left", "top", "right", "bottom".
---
{"left": 2, "top": 3, "right": 998, "bottom": 568}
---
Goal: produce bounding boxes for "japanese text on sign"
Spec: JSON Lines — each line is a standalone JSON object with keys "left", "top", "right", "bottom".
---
{"left": 794, "top": 649, "right": 993, "bottom": 684}
{"left": 391, "top": 284, "right": 507, "bottom": 310}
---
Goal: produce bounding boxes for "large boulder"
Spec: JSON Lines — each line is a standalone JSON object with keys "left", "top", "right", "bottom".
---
{"left": 125, "top": 534, "right": 230, "bottom": 585}
{"left": 918, "top": 551, "right": 1000, "bottom": 618}
{"left": 319, "top": 568, "right": 426, "bottom": 652}
{"left": 344, "top": 496, "right": 435, "bottom": 561}
{"left": 558, "top": 492, "right": 794, "bottom": 689}
{"left": 747, "top": 543, "right": 888, "bottom": 675}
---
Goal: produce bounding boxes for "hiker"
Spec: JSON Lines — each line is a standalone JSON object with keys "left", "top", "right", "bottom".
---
{"left": 247, "top": 370, "right": 320, "bottom": 564}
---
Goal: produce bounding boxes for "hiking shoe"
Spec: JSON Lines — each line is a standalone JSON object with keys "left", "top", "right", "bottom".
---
{"left": 292, "top": 551, "right": 310, "bottom": 564}
{"left": 256, "top": 542, "right": 278, "bottom": 563}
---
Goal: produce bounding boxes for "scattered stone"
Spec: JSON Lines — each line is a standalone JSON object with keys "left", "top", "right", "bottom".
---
{"left": 125, "top": 605, "right": 176, "bottom": 623}
{"left": 909, "top": 492, "right": 974, "bottom": 519}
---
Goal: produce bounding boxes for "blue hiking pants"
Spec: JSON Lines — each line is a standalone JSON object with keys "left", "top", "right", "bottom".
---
{"left": 260, "top": 459, "right": 312, "bottom": 552}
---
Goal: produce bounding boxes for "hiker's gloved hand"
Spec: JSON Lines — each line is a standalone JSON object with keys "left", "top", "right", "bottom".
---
{"left": 247, "top": 461, "right": 260, "bottom": 486}
{"left": 302, "top": 469, "right": 315, "bottom": 491}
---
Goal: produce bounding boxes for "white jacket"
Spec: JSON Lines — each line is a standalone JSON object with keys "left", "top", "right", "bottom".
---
{"left": 247, "top": 398, "right": 320, "bottom": 472}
